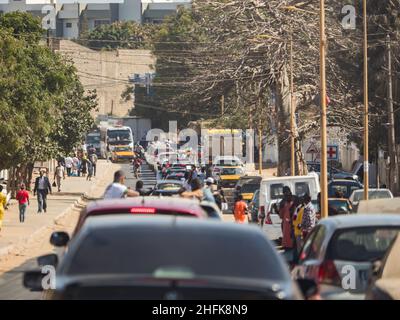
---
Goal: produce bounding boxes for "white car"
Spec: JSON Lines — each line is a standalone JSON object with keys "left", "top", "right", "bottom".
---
{"left": 212, "top": 156, "right": 244, "bottom": 167}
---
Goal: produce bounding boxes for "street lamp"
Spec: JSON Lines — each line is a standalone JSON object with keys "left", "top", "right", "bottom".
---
{"left": 363, "top": 0, "right": 369, "bottom": 201}
{"left": 319, "top": 0, "right": 328, "bottom": 219}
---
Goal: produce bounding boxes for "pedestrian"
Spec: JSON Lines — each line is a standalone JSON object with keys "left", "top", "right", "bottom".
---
{"left": 135, "top": 180, "right": 150, "bottom": 196}
{"left": 278, "top": 186, "right": 295, "bottom": 250}
{"left": 301, "top": 194, "right": 317, "bottom": 240}
{"left": 198, "top": 167, "right": 206, "bottom": 184}
{"left": 233, "top": 194, "right": 249, "bottom": 224}
{"left": 89, "top": 152, "right": 98, "bottom": 177}
{"left": 292, "top": 197, "right": 305, "bottom": 254}
{"left": 180, "top": 178, "right": 203, "bottom": 201}
{"left": 64, "top": 155, "right": 73, "bottom": 177}
{"left": 203, "top": 177, "right": 216, "bottom": 203}
{"left": 16, "top": 183, "right": 29, "bottom": 223}
{"left": 86, "top": 158, "right": 94, "bottom": 181}
{"left": 54, "top": 161, "right": 66, "bottom": 192}
{"left": 214, "top": 185, "right": 228, "bottom": 211}
{"left": 103, "top": 170, "right": 139, "bottom": 199}
{"left": 183, "top": 171, "right": 192, "bottom": 191}
{"left": 33, "top": 169, "right": 52, "bottom": 213}
{"left": 81, "top": 156, "right": 88, "bottom": 177}
{"left": 72, "top": 155, "right": 79, "bottom": 176}
{"left": 0, "top": 185, "right": 6, "bottom": 233}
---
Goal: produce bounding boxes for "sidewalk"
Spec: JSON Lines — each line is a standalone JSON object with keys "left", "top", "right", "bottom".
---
{"left": 0, "top": 160, "right": 117, "bottom": 257}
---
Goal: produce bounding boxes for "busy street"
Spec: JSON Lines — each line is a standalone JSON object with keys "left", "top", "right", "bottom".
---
{"left": 1, "top": 0, "right": 400, "bottom": 307}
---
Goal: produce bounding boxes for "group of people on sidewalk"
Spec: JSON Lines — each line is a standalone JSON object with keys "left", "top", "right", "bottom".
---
{"left": 278, "top": 187, "right": 318, "bottom": 254}
{"left": 0, "top": 148, "right": 99, "bottom": 234}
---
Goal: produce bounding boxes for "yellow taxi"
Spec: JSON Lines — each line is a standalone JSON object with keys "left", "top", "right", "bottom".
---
{"left": 217, "top": 166, "right": 245, "bottom": 188}
{"left": 111, "top": 145, "right": 135, "bottom": 163}
{"left": 237, "top": 176, "right": 262, "bottom": 201}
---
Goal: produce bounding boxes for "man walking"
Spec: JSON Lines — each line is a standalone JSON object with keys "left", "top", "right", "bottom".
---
{"left": 64, "top": 155, "right": 73, "bottom": 177}
{"left": 34, "top": 169, "right": 52, "bottom": 213}
{"left": 233, "top": 194, "right": 249, "bottom": 224}
{"left": 54, "top": 162, "right": 66, "bottom": 192}
{"left": 89, "top": 152, "right": 98, "bottom": 177}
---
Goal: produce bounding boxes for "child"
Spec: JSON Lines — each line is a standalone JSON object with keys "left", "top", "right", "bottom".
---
{"left": 233, "top": 195, "right": 249, "bottom": 224}
{"left": 16, "top": 183, "right": 30, "bottom": 223}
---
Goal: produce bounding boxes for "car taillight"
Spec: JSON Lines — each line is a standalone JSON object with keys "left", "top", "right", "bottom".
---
{"left": 130, "top": 207, "right": 156, "bottom": 214}
{"left": 318, "top": 260, "right": 341, "bottom": 285}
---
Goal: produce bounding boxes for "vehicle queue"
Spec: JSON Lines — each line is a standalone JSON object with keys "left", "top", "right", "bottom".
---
{"left": 23, "top": 141, "right": 400, "bottom": 300}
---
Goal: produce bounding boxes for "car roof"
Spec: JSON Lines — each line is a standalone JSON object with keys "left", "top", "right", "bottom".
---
{"left": 352, "top": 189, "right": 391, "bottom": 193}
{"left": 82, "top": 215, "right": 264, "bottom": 235}
{"left": 156, "top": 180, "right": 184, "bottom": 185}
{"left": 86, "top": 197, "right": 204, "bottom": 215}
{"left": 329, "top": 179, "right": 360, "bottom": 184}
{"left": 318, "top": 214, "right": 400, "bottom": 229}
{"left": 261, "top": 175, "right": 317, "bottom": 183}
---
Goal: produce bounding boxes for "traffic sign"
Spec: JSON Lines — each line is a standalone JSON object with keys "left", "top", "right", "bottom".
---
{"left": 327, "top": 145, "right": 339, "bottom": 161}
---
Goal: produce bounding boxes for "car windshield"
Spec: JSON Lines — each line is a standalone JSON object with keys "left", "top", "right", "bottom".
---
{"left": 327, "top": 227, "right": 400, "bottom": 262}
{"left": 115, "top": 147, "right": 131, "bottom": 152}
{"left": 329, "top": 182, "right": 361, "bottom": 198}
{"left": 65, "top": 226, "right": 288, "bottom": 281}
{"left": 157, "top": 183, "right": 182, "bottom": 190}
{"left": 241, "top": 184, "right": 260, "bottom": 193}
{"left": 353, "top": 190, "right": 392, "bottom": 202}
{"left": 328, "top": 200, "right": 351, "bottom": 215}
{"left": 216, "top": 159, "right": 241, "bottom": 166}
{"left": 221, "top": 168, "right": 243, "bottom": 175}
{"left": 108, "top": 130, "right": 131, "bottom": 142}
{"left": 86, "top": 135, "right": 100, "bottom": 144}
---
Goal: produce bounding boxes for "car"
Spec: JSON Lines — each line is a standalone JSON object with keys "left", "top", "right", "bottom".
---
{"left": 240, "top": 180, "right": 261, "bottom": 202}
{"left": 213, "top": 155, "right": 244, "bottom": 167}
{"left": 248, "top": 189, "right": 260, "bottom": 223}
{"left": 291, "top": 214, "right": 400, "bottom": 300}
{"left": 365, "top": 234, "right": 400, "bottom": 300}
{"left": 72, "top": 197, "right": 209, "bottom": 235}
{"left": 24, "top": 216, "right": 316, "bottom": 300}
{"left": 259, "top": 174, "right": 320, "bottom": 224}
{"left": 327, "top": 179, "right": 363, "bottom": 199}
{"left": 216, "top": 166, "right": 245, "bottom": 188}
{"left": 349, "top": 189, "right": 393, "bottom": 212}
{"left": 327, "top": 198, "right": 353, "bottom": 216}
{"left": 111, "top": 145, "right": 135, "bottom": 162}
{"left": 199, "top": 201, "right": 223, "bottom": 220}
{"left": 307, "top": 162, "right": 358, "bottom": 181}
{"left": 357, "top": 197, "right": 400, "bottom": 215}
{"left": 151, "top": 180, "right": 185, "bottom": 197}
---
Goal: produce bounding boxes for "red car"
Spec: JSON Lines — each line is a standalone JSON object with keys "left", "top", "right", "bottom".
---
{"left": 73, "top": 197, "right": 208, "bottom": 235}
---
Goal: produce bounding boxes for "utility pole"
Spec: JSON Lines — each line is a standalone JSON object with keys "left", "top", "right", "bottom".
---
{"left": 319, "top": 0, "right": 328, "bottom": 219}
{"left": 221, "top": 95, "right": 225, "bottom": 116}
{"left": 289, "top": 28, "right": 296, "bottom": 176}
{"left": 387, "top": 34, "right": 398, "bottom": 194}
{"left": 363, "top": 0, "right": 369, "bottom": 200}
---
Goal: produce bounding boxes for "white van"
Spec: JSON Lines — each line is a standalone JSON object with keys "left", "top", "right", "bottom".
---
{"left": 212, "top": 156, "right": 243, "bottom": 167}
{"left": 259, "top": 173, "right": 320, "bottom": 219}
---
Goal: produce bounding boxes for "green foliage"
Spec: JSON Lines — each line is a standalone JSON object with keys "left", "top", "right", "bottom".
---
{"left": 0, "top": 12, "right": 97, "bottom": 171}
{"left": 79, "top": 21, "right": 160, "bottom": 50}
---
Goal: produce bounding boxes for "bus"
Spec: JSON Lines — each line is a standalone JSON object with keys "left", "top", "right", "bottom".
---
{"left": 106, "top": 126, "right": 134, "bottom": 152}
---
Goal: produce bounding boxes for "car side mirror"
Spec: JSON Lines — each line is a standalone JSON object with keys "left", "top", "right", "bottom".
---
{"left": 50, "top": 231, "right": 70, "bottom": 247}
{"left": 297, "top": 279, "right": 319, "bottom": 300}
{"left": 23, "top": 270, "right": 46, "bottom": 291}
{"left": 37, "top": 253, "right": 58, "bottom": 268}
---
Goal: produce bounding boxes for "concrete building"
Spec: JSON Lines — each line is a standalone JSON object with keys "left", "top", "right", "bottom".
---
{"left": 57, "top": 40, "right": 155, "bottom": 117}
{"left": 1, "top": 1, "right": 192, "bottom": 38}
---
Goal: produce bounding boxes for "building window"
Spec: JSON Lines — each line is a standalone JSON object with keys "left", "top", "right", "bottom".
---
{"left": 66, "top": 23, "right": 72, "bottom": 28}
{"left": 94, "top": 20, "right": 110, "bottom": 28}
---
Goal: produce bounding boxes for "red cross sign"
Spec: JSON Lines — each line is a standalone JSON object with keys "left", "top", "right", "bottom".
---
{"left": 327, "top": 145, "right": 338, "bottom": 160}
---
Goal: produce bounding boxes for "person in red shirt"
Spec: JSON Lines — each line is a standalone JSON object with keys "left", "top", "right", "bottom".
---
{"left": 233, "top": 195, "right": 249, "bottom": 224}
{"left": 16, "top": 183, "right": 30, "bottom": 223}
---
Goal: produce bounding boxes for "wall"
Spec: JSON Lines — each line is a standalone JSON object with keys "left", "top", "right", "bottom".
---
{"left": 58, "top": 40, "right": 155, "bottom": 117}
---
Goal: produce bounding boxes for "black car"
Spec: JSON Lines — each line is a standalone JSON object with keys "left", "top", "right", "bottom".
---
{"left": 24, "top": 216, "right": 316, "bottom": 300}
{"left": 328, "top": 179, "right": 363, "bottom": 199}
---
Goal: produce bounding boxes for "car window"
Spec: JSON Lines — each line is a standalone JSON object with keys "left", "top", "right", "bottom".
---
{"left": 270, "top": 183, "right": 286, "bottom": 200}
{"left": 299, "top": 228, "right": 318, "bottom": 261}
{"left": 329, "top": 185, "right": 347, "bottom": 197}
{"left": 157, "top": 183, "right": 182, "bottom": 190}
{"left": 222, "top": 168, "right": 243, "bottom": 175}
{"left": 294, "top": 182, "right": 310, "bottom": 197}
{"left": 302, "top": 226, "right": 326, "bottom": 261}
{"left": 65, "top": 227, "right": 289, "bottom": 281}
{"left": 327, "top": 227, "right": 400, "bottom": 262}
{"left": 241, "top": 184, "right": 260, "bottom": 193}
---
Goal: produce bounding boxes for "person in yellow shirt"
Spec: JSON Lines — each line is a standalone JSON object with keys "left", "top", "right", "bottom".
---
{"left": 292, "top": 199, "right": 305, "bottom": 254}
{"left": 0, "top": 185, "right": 7, "bottom": 233}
